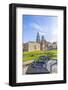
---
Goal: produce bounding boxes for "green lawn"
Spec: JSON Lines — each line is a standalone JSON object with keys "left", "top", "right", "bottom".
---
{"left": 23, "top": 50, "right": 57, "bottom": 62}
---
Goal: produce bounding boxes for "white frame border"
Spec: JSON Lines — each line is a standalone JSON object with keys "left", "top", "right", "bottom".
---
{"left": 16, "top": 7, "right": 64, "bottom": 83}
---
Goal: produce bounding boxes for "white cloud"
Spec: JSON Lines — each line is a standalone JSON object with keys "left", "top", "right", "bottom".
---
{"left": 32, "top": 23, "right": 41, "bottom": 30}
{"left": 39, "top": 31, "right": 46, "bottom": 35}
{"left": 30, "top": 22, "right": 48, "bottom": 35}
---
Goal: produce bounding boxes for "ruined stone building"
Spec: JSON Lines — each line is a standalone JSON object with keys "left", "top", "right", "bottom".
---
{"left": 23, "top": 32, "right": 57, "bottom": 52}
{"left": 23, "top": 42, "right": 40, "bottom": 52}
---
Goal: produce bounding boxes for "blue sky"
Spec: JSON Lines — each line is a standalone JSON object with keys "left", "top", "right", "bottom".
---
{"left": 23, "top": 15, "right": 58, "bottom": 43}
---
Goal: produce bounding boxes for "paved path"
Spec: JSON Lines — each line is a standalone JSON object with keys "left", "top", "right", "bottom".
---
{"left": 26, "top": 64, "right": 50, "bottom": 74}
{"left": 23, "top": 59, "right": 57, "bottom": 74}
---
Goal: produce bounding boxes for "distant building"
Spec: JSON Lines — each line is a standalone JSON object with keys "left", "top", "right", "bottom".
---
{"left": 47, "top": 42, "right": 57, "bottom": 50}
{"left": 52, "top": 42, "right": 57, "bottom": 49}
{"left": 47, "top": 42, "right": 53, "bottom": 50}
{"left": 23, "top": 43, "right": 28, "bottom": 52}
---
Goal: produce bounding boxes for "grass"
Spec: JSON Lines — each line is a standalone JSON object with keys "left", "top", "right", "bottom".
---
{"left": 23, "top": 50, "right": 57, "bottom": 62}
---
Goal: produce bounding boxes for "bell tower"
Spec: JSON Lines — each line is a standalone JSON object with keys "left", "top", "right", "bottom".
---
{"left": 36, "top": 32, "right": 40, "bottom": 43}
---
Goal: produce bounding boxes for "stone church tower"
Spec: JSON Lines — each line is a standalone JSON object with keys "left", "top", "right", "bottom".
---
{"left": 40, "top": 35, "right": 48, "bottom": 51}
{"left": 36, "top": 32, "right": 40, "bottom": 43}
{"left": 36, "top": 32, "right": 48, "bottom": 51}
